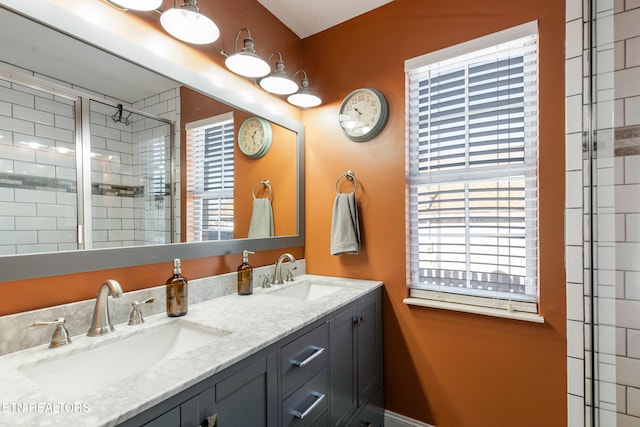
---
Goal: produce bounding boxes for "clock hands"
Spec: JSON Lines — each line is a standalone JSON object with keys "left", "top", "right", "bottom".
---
{"left": 240, "top": 117, "right": 272, "bottom": 158}
{"left": 349, "top": 103, "right": 374, "bottom": 134}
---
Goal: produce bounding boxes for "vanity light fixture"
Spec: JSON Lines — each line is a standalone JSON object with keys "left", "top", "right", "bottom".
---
{"left": 160, "top": 0, "right": 220, "bottom": 45}
{"left": 259, "top": 52, "right": 299, "bottom": 95}
{"left": 287, "top": 70, "right": 322, "bottom": 108}
{"left": 106, "top": 0, "right": 162, "bottom": 11}
{"left": 222, "top": 28, "right": 271, "bottom": 78}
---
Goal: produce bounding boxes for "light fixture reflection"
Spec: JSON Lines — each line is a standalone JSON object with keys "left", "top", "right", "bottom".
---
{"left": 287, "top": 70, "right": 322, "bottom": 108}
{"left": 160, "top": 0, "right": 219, "bottom": 44}
{"left": 106, "top": 0, "right": 162, "bottom": 11}
{"left": 259, "top": 52, "right": 298, "bottom": 95}
{"left": 223, "top": 28, "right": 270, "bottom": 78}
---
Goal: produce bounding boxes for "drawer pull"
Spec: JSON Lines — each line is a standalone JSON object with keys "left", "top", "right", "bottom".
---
{"left": 292, "top": 391, "right": 325, "bottom": 420}
{"left": 290, "top": 346, "right": 325, "bottom": 367}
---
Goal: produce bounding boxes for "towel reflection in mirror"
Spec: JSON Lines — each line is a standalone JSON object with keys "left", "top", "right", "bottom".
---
{"left": 248, "top": 180, "right": 275, "bottom": 238}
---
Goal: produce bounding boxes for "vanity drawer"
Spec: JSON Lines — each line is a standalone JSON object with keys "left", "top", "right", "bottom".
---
{"left": 281, "top": 369, "right": 328, "bottom": 427}
{"left": 281, "top": 322, "right": 328, "bottom": 397}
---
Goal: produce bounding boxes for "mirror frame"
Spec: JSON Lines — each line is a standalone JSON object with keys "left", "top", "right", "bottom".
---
{"left": 0, "top": 1, "right": 305, "bottom": 281}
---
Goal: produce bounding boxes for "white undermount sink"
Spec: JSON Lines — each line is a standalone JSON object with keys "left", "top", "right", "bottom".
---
{"left": 270, "top": 281, "right": 342, "bottom": 301}
{"left": 19, "top": 320, "right": 230, "bottom": 400}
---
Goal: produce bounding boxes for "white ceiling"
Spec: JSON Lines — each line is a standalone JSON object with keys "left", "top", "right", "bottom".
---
{"left": 258, "top": 0, "right": 393, "bottom": 38}
{"left": 0, "top": 7, "right": 178, "bottom": 103}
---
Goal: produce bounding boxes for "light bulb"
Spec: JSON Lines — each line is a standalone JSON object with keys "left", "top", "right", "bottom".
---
{"left": 160, "top": 6, "right": 219, "bottom": 44}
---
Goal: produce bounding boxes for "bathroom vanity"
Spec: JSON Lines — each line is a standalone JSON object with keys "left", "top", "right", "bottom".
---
{"left": 0, "top": 275, "right": 383, "bottom": 427}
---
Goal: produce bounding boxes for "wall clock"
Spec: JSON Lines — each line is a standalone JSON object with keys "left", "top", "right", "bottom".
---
{"left": 238, "top": 116, "right": 273, "bottom": 159}
{"left": 338, "top": 88, "right": 389, "bottom": 142}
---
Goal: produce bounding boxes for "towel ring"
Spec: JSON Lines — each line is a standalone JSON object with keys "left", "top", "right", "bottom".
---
{"left": 335, "top": 170, "right": 357, "bottom": 194}
{"left": 252, "top": 180, "right": 273, "bottom": 200}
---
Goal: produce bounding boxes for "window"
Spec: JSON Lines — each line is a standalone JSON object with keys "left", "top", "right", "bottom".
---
{"left": 186, "top": 112, "right": 235, "bottom": 241}
{"left": 405, "top": 22, "right": 539, "bottom": 316}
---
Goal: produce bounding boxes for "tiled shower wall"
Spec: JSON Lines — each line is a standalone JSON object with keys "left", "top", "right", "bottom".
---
{"left": 566, "top": 0, "right": 640, "bottom": 425}
{"left": 89, "top": 93, "right": 178, "bottom": 249}
{"left": 90, "top": 100, "right": 140, "bottom": 249}
{"left": 0, "top": 61, "right": 179, "bottom": 251}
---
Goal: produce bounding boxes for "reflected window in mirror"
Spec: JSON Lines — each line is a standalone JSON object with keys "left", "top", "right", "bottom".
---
{"left": 185, "top": 112, "right": 235, "bottom": 242}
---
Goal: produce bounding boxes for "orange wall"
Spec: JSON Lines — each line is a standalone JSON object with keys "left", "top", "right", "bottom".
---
{"left": 301, "top": 1, "right": 566, "bottom": 426}
{"left": 233, "top": 118, "right": 298, "bottom": 238}
{"left": 0, "top": 247, "right": 303, "bottom": 315}
{"left": 133, "top": 0, "right": 303, "bottom": 74}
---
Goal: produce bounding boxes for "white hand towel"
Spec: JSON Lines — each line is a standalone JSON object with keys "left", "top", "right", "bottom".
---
{"left": 330, "top": 192, "right": 360, "bottom": 256}
{"left": 248, "top": 198, "right": 274, "bottom": 238}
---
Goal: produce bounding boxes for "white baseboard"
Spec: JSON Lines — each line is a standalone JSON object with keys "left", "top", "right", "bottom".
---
{"left": 384, "top": 410, "right": 435, "bottom": 427}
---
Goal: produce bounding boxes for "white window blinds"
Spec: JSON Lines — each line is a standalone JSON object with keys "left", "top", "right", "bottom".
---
{"left": 185, "top": 113, "right": 235, "bottom": 241}
{"left": 406, "top": 22, "right": 539, "bottom": 310}
{"left": 140, "top": 136, "right": 169, "bottom": 197}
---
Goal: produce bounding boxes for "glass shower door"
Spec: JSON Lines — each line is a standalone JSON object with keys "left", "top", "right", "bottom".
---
{"left": 0, "top": 77, "right": 80, "bottom": 254}
{"left": 88, "top": 100, "right": 173, "bottom": 248}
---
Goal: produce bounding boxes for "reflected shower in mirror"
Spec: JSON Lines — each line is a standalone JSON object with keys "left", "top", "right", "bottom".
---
{"left": 89, "top": 99, "right": 174, "bottom": 249}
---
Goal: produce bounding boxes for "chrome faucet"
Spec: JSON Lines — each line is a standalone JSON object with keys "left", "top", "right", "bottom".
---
{"left": 87, "top": 279, "right": 123, "bottom": 337}
{"left": 29, "top": 317, "right": 72, "bottom": 348}
{"left": 128, "top": 298, "right": 155, "bottom": 325}
{"left": 272, "top": 253, "right": 296, "bottom": 285}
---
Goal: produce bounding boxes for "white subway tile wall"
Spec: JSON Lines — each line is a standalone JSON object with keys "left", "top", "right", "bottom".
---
{"left": 565, "top": 0, "right": 640, "bottom": 425}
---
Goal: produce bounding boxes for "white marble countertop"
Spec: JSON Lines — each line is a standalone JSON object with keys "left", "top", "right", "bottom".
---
{"left": 0, "top": 274, "right": 382, "bottom": 426}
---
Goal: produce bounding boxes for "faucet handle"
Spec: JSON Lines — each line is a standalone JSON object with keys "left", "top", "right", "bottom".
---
{"left": 261, "top": 273, "right": 271, "bottom": 288}
{"left": 128, "top": 298, "right": 155, "bottom": 325}
{"left": 29, "top": 317, "right": 72, "bottom": 348}
{"left": 286, "top": 267, "right": 296, "bottom": 282}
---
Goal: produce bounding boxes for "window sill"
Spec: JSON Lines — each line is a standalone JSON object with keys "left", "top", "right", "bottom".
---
{"left": 403, "top": 297, "right": 545, "bottom": 323}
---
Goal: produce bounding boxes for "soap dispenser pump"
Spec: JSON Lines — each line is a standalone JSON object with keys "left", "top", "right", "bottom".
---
{"left": 166, "top": 258, "right": 188, "bottom": 317}
{"left": 237, "top": 250, "right": 255, "bottom": 295}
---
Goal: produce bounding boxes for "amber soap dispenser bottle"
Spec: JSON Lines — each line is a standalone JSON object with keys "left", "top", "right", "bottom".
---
{"left": 166, "top": 258, "right": 188, "bottom": 317}
{"left": 237, "top": 250, "right": 255, "bottom": 295}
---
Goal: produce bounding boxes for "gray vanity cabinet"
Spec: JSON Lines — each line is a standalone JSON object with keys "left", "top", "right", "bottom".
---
{"left": 328, "top": 291, "right": 383, "bottom": 427}
{"left": 121, "top": 288, "right": 382, "bottom": 427}
{"left": 215, "top": 352, "right": 278, "bottom": 427}
{"left": 128, "top": 352, "right": 277, "bottom": 427}
{"left": 140, "top": 387, "right": 218, "bottom": 427}
{"left": 136, "top": 388, "right": 215, "bottom": 427}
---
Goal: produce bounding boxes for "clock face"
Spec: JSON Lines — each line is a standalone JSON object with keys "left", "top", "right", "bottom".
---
{"left": 238, "top": 117, "right": 272, "bottom": 159}
{"left": 339, "top": 88, "right": 388, "bottom": 142}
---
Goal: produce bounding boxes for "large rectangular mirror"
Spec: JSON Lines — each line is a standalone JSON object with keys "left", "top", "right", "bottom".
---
{"left": 0, "top": 3, "right": 304, "bottom": 281}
